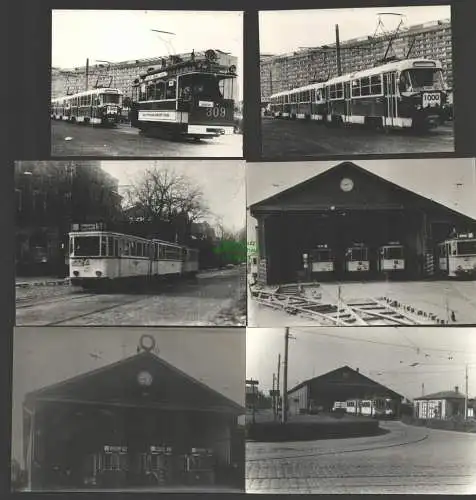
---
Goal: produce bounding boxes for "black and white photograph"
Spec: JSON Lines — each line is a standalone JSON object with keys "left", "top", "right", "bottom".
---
{"left": 15, "top": 160, "right": 246, "bottom": 326}
{"left": 51, "top": 10, "right": 243, "bottom": 157}
{"left": 11, "top": 327, "right": 245, "bottom": 492}
{"left": 259, "top": 5, "right": 454, "bottom": 158}
{"left": 247, "top": 158, "right": 476, "bottom": 326}
{"left": 245, "top": 327, "right": 476, "bottom": 494}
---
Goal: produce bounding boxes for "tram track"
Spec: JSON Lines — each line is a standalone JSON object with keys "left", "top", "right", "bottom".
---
{"left": 43, "top": 294, "right": 155, "bottom": 326}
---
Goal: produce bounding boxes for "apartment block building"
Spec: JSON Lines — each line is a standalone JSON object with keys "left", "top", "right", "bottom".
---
{"left": 52, "top": 50, "right": 239, "bottom": 101}
{"left": 260, "top": 19, "right": 452, "bottom": 101}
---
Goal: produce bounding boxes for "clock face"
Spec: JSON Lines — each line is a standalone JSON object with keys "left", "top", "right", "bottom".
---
{"left": 137, "top": 371, "right": 153, "bottom": 387}
{"left": 340, "top": 178, "right": 354, "bottom": 192}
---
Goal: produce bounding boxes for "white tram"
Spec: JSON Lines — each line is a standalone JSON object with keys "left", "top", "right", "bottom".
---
{"left": 308, "top": 245, "right": 334, "bottom": 274}
{"left": 51, "top": 88, "right": 123, "bottom": 126}
{"left": 345, "top": 244, "right": 370, "bottom": 273}
{"left": 68, "top": 230, "right": 199, "bottom": 289}
{"left": 437, "top": 234, "right": 476, "bottom": 278}
{"left": 333, "top": 398, "right": 394, "bottom": 418}
{"left": 269, "top": 58, "right": 447, "bottom": 131}
{"left": 378, "top": 243, "right": 405, "bottom": 272}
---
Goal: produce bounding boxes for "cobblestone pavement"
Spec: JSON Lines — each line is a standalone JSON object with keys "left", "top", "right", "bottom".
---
{"left": 51, "top": 120, "right": 242, "bottom": 157}
{"left": 261, "top": 118, "right": 454, "bottom": 158}
{"left": 16, "top": 268, "right": 244, "bottom": 326}
{"left": 246, "top": 421, "right": 476, "bottom": 494}
{"left": 248, "top": 280, "right": 476, "bottom": 326}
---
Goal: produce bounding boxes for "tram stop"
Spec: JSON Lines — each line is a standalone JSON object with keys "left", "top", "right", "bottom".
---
{"left": 250, "top": 161, "right": 476, "bottom": 285}
{"left": 22, "top": 336, "right": 245, "bottom": 491}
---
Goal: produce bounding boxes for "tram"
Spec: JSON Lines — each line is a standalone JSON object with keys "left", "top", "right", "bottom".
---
{"left": 268, "top": 58, "right": 447, "bottom": 131}
{"left": 436, "top": 233, "right": 476, "bottom": 278}
{"left": 68, "top": 229, "right": 199, "bottom": 289}
{"left": 333, "top": 398, "right": 395, "bottom": 418}
{"left": 344, "top": 244, "right": 370, "bottom": 273}
{"left": 377, "top": 242, "right": 405, "bottom": 273}
{"left": 308, "top": 245, "right": 334, "bottom": 275}
{"left": 130, "top": 49, "right": 237, "bottom": 139}
{"left": 50, "top": 88, "right": 123, "bottom": 126}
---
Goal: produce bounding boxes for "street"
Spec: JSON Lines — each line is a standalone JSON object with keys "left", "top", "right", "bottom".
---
{"left": 16, "top": 268, "right": 245, "bottom": 326}
{"left": 248, "top": 279, "right": 476, "bottom": 326}
{"left": 51, "top": 120, "right": 243, "bottom": 157}
{"left": 261, "top": 117, "right": 454, "bottom": 158}
{"left": 246, "top": 420, "right": 476, "bottom": 494}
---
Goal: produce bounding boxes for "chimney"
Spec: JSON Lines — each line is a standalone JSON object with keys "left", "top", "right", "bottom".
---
{"left": 356, "top": 368, "right": 359, "bottom": 373}
{"left": 455, "top": 386, "right": 459, "bottom": 393}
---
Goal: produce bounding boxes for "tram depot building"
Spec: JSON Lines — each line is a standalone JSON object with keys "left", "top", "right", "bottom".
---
{"left": 22, "top": 348, "right": 245, "bottom": 491}
{"left": 250, "top": 161, "right": 476, "bottom": 285}
{"left": 286, "top": 366, "right": 404, "bottom": 417}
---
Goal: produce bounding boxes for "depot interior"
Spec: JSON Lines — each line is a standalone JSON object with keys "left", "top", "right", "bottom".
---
{"left": 250, "top": 162, "right": 476, "bottom": 285}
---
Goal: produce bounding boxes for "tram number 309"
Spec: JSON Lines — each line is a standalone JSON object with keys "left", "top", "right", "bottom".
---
{"left": 206, "top": 106, "right": 226, "bottom": 118}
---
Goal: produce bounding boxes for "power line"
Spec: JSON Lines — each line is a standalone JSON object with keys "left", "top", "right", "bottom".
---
{"left": 292, "top": 327, "right": 474, "bottom": 354}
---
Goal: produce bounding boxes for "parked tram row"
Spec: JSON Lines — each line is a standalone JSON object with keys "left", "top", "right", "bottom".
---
{"left": 268, "top": 58, "right": 452, "bottom": 131}
{"left": 68, "top": 230, "right": 200, "bottom": 290}
{"left": 50, "top": 49, "right": 240, "bottom": 140}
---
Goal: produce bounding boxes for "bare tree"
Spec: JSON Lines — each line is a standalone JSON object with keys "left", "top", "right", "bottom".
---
{"left": 124, "top": 164, "right": 208, "bottom": 224}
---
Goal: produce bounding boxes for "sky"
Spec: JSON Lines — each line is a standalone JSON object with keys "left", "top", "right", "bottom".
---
{"left": 12, "top": 327, "right": 245, "bottom": 467}
{"left": 247, "top": 158, "right": 476, "bottom": 240}
{"left": 246, "top": 327, "right": 476, "bottom": 402}
{"left": 101, "top": 160, "right": 246, "bottom": 233}
{"left": 259, "top": 5, "right": 451, "bottom": 55}
{"left": 52, "top": 10, "right": 243, "bottom": 99}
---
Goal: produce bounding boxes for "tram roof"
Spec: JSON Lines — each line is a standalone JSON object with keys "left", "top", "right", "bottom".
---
{"left": 69, "top": 231, "right": 184, "bottom": 247}
{"left": 24, "top": 350, "right": 245, "bottom": 414}
{"left": 269, "top": 58, "right": 442, "bottom": 98}
{"left": 52, "top": 87, "right": 122, "bottom": 101}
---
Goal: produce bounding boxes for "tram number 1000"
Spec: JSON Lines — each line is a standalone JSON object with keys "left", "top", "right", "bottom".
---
{"left": 206, "top": 106, "right": 227, "bottom": 118}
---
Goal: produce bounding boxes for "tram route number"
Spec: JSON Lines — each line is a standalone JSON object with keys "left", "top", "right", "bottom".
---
{"left": 206, "top": 106, "right": 226, "bottom": 118}
{"left": 422, "top": 93, "right": 441, "bottom": 108}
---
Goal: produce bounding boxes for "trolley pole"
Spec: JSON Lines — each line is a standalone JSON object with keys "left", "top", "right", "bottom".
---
{"left": 465, "top": 364, "right": 469, "bottom": 420}
{"left": 282, "top": 327, "right": 290, "bottom": 424}
{"left": 335, "top": 24, "right": 342, "bottom": 76}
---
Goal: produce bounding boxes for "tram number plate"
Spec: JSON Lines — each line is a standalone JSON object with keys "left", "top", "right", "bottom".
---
{"left": 422, "top": 93, "right": 440, "bottom": 108}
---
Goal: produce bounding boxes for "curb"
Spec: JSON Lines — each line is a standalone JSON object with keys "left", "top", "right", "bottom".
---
{"left": 16, "top": 279, "right": 70, "bottom": 289}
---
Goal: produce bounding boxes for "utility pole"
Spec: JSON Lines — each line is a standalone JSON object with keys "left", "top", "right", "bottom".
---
{"left": 422, "top": 382, "right": 425, "bottom": 397}
{"left": 335, "top": 24, "right": 342, "bottom": 76}
{"left": 276, "top": 354, "right": 281, "bottom": 417}
{"left": 465, "top": 364, "right": 469, "bottom": 420}
{"left": 85, "top": 58, "right": 89, "bottom": 92}
{"left": 272, "top": 373, "right": 276, "bottom": 420}
{"left": 282, "top": 327, "right": 290, "bottom": 423}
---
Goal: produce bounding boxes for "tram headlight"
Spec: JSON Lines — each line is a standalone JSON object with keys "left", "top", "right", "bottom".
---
{"left": 95, "top": 271, "right": 103, "bottom": 277}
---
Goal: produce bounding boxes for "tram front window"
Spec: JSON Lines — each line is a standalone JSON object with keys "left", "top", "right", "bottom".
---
{"left": 312, "top": 250, "right": 332, "bottom": 262}
{"left": 73, "top": 236, "right": 100, "bottom": 257}
{"left": 349, "top": 248, "right": 367, "bottom": 261}
{"left": 400, "top": 68, "right": 445, "bottom": 92}
{"left": 385, "top": 247, "right": 403, "bottom": 260}
{"left": 101, "top": 94, "right": 121, "bottom": 104}
{"left": 179, "top": 74, "right": 233, "bottom": 102}
{"left": 456, "top": 241, "right": 476, "bottom": 255}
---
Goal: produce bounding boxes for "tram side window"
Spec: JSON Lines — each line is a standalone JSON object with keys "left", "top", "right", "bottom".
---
{"left": 351, "top": 80, "right": 361, "bottom": 97}
{"left": 166, "top": 80, "right": 176, "bottom": 99}
{"left": 371, "top": 75, "right": 382, "bottom": 94}
{"left": 114, "top": 238, "right": 119, "bottom": 257}
{"left": 360, "top": 77, "right": 371, "bottom": 96}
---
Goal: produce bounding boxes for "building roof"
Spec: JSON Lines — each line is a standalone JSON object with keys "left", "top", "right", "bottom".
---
{"left": 24, "top": 350, "right": 244, "bottom": 415}
{"left": 415, "top": 390, "right": 467, "bottom": 401}
{"left": 249, "top": 161, "right": 476, "bottom": 224}
{"left": 288, "top": 365, "right": 404, "bottom": 400}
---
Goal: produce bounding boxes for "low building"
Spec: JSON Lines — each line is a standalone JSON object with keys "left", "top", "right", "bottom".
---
{"left": 414, "top": 387, "right": 469, "bottom": 419}
{"left": 22, "top": 346, "right": 245, "bottom": 491}
{"left": 287, "top": 366, "right": 403, "bottom": 417}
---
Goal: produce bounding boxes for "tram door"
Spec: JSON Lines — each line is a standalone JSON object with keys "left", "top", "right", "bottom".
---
{"left": 383, "top": 72, "right": 398, "bottom": 127}
{"left": 344, "top": 82, "right": 351, "bottom": 121}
